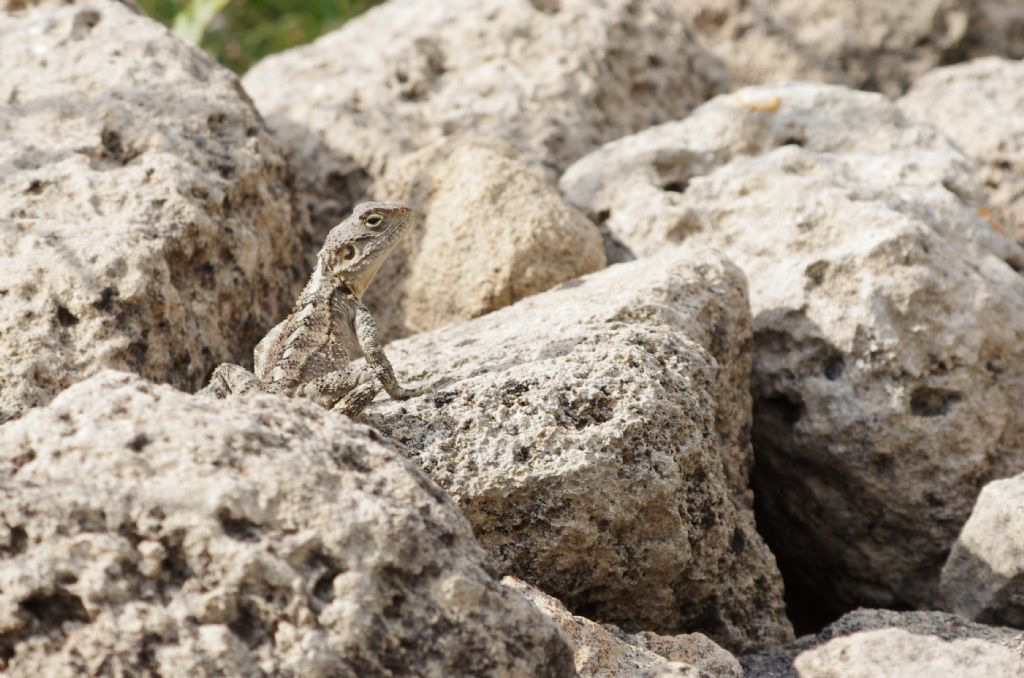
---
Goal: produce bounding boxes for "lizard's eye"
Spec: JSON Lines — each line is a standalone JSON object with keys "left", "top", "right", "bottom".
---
{"left": 364, "top": 213, "right": 385, "bottom": 229}
{"left": 341, "top": 245, "right": 357, "bottom": 261}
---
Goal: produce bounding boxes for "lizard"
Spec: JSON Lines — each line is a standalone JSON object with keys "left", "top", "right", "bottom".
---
{"left": 197, "top": 201, "right": 424, "bottom": 417}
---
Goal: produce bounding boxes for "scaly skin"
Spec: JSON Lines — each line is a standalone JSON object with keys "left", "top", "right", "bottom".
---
{"left": 197, "top": 202, "right": 424, "bottom": 416}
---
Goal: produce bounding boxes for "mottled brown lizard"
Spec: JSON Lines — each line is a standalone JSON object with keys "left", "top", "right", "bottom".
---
{"left": 197, "top": 201, "right": 423, "bottom": 416}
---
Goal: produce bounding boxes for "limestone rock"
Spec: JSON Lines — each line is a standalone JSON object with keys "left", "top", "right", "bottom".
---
{"left": 504, "top": 577, "right": 742, "bottom": 678}
{"left": 365, "top": 247, "right": 792, "bottom": 652}
{"left": 0, "top": 1, "right": 307, "bottom": 424}
{"left": 942, "top": 473, "right": 1024, "bottom": 627}
{"left": 969, "top": 2, "right": 1024, "bottom": 64}
{"left": 242, "top": 0, "right": 724, "bottom": 239}
{"left": 360, "top": 137, "right": 606, "bottom": 340}
{"left": 742, "top": 609, "right": 1024, "bottom": 677}
{"left": 617, "top": 632, "right": 741, "bottom": 678}
{"left": 561, "top": 82, "right": 1024, "bottom": 611}
{"left": 793, "top": 629, "right": 1024, "bottom": 678}
{"left": 0, "top": 371, "right": 575, "bottom": 676}
{"left": 1010, "top": 633, "right": 1024, "bottom": 658}
{"left": 629, "top": 664, "right": 708, "bottom": 677}
{"left": 4, "top": 0, "right": 140, "bottom": 10}
{"left": 900, "top": 57, "right": 1024, "bottom": 244}
{"left": 561, "top": 82, "right": 997, "bottom": 261}
{"left": 817, "top": 608, "right": 1023, "bottom": 647}
{"left": 673, "top": 0, "right": 1024, "bottom": 97}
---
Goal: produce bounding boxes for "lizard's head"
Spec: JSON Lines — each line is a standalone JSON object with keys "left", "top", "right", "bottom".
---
{"left": 320, "top": 201, "right": 414, "bottom": 298}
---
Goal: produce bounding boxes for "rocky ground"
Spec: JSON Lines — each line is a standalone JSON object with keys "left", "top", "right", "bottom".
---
{"left": 1, "top": 0, "right": 1023, "bottom": 676}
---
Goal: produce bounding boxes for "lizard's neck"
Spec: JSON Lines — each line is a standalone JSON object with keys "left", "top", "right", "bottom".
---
{"left": 298, "top": 259, "right": 359, "bottom": 304}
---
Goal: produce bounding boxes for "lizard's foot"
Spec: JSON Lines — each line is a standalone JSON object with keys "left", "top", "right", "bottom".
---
{"left": 196, "top": 363, "right": 263, "bottom": 398}
{"left": 330, "top": 380, "right": 383, "bottom": 418}
{"left": 387, "top": 384, "right": 430, "bottom": 401}
{"left": 301, "top": 369, "right": 361, "bottom": 410}
{"left": 355, "top": 364, "right": 428, "bottom": 402}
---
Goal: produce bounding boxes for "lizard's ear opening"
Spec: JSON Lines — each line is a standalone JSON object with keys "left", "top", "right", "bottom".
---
{"left": 331, "top": 245, "right": 358, "bottom": 276}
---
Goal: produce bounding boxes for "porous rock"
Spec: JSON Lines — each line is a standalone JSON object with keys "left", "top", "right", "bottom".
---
{"left": 0, "top": 1, "right": 307, "bottom": 424}
{"left": 673, "top": 0, "right": 1024, "bottom": 97}
{"left": 0, "top": 371, "right": 575, "bottom": 676}
{"left": 629, "top": 664, "right": 713, "bottom": 677}
{"left": 942, "top": 473, "right": 1024, "bottom": 627}
{"left": 742, "top": 608, "right": 1024, "bottom": 677}
{"left": 561, "top": 82, "right": 1024, "bottom": 612}
{"left": 1010, "top": 633, "right": 1024, "bottom": 658}
{"left": 900, "top": 57, "right": 1024, "bottom": 244}
{"left": 242, "top": 0, "right": 724, "bottom": 238}
{"left": 504, "top": 577, "right": 742, "bottom": 678}
{"left": 4, "top": 0, "right": 141, "bottom": 10}
{"left": 560, "top": 81, "right": 997, "bottom": 260}
{"left": 794, "top": 629, "right": 1024, "bottom": 678}
{"left": 364, "top": 137, "right": 606, "bottom": 340}
{"left": 365, "top": 246, "right": 792, "bottom": 652}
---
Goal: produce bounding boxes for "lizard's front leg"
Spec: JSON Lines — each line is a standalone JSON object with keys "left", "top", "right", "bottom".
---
{"left": 303, "top": 367, "right": 384, "bottom": 418}
{"left": 299, "top": 369, "right": 363, "bottom": 410}
{"left": 196, "top": 363, "right": 263, "bottom": 398}
{"left": 353, "top": 302, "right": 426, "bottom": 401}
{"left": 330, "top": 379, "right": 383, "bottom": 418}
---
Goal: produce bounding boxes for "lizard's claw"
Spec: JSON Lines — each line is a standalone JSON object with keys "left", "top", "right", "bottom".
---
{"left": 391, "top": 384, "right": 430, "bottom": 400}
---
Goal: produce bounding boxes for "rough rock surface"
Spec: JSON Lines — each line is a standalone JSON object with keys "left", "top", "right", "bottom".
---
{"left": 971, "top": 1, "right": 1024, "bottom": 63}
{"left": 242, "top": 0, "right": 724, "bottom": 240}
{"left": 4, "top": 0, "right": 141, "bottom": 10}
{"left": 0, "top": 371, "right": 575, "bottom": 677}
{"left": 900, "top": 57, "right": 1024, "bottom": 244}
{"left": 742, "top": 608, "right": 1024, "bottom": 677}
{"left": 794, "top": 629, "right": 1024, "bottom": 678}
{"left": 673, "top": 0, "right": 1024, "bottom": 97}
{"left": 504, "top": 577, "right": 742, "bottom": 678}
{"left": 365, "top": 246, "right": 792, "bottom": 652}
{"left": 561, "top": 82, "right": 1024, "bottom": 612}
{"left": 363, "top": 137, "right": 606, "bottom": 340}
{"left": 560, "top": 82, "right": 999, "bottom": 261}
{"left": 0, "top": 1, "right": 306, "bottom": 424}
{"left": 943, "top": 473, "right": 1024, "bottom": 627}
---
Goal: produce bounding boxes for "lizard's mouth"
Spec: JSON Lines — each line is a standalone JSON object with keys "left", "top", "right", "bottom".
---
{"left": 378, "top": 212, "right": 415, "bottom": 249}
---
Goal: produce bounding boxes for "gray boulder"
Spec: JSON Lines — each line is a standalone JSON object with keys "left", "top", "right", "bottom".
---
{"left": 561, "top": 82, "right": 1024, "bottom": 611}
{"left": 0, "top": 1, "right": 307, "bottom": 423}
{"left": 901, "top": 57, "right": 1024, "bottom": 244}
{"left": 794, "top": 629, "right": 1024, "bottom": 678}
{"left": 672, "top": 0, "right": 1024, "bottom": 97}
{"left": 242, "top": 0, "right": 724, "bottom": 237}
{"left": 505, "top": 577, "right": 742, "bottom": 678}
{"left": 943, "top": 473, "right": 1024, "bottom": 628}
{"left": 365, "top": 246, "right": 792, "bottom": 652}
{"left": 364, "top": 137, "right": 606, "bottom": 341}
{"left": 0, "top": 371, "right": 575, "bottom": 676}
{"left": 742, "top": 609, "right": 1024, "bottom": 678}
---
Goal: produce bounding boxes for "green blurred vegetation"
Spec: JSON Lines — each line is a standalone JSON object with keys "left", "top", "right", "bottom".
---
{"left": 138, "top": 0, "right": 383, "bottom": 73}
